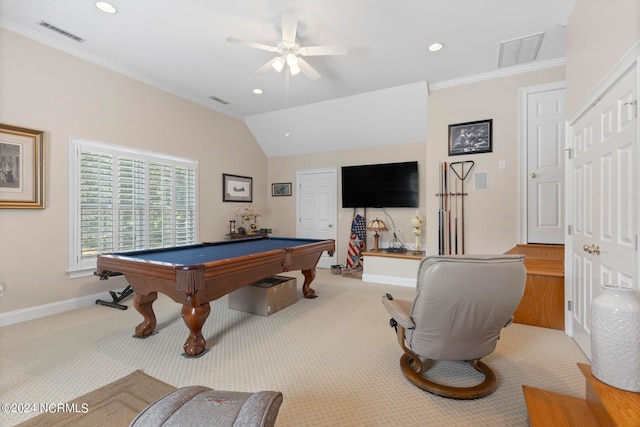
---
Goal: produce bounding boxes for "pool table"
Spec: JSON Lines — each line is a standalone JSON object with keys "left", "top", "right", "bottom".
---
{"left": 96, "top": 236, "right": 335, "bottom": 357}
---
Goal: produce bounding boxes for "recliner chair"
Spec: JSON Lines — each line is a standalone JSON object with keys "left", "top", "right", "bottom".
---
{"left": 382, "top": 255, "right": 526, "bottom": 399}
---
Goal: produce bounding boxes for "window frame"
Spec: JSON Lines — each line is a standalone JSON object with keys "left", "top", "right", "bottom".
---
{"left": 68, "top": 136, "right": 199, "bottom": 277}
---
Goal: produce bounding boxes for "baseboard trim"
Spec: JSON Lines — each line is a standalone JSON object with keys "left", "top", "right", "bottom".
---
{"left": 0, "top": 288, "right": 126, "bottom": 327}
{"left": 362, "top": 273, "right": 416, "bottom": 288}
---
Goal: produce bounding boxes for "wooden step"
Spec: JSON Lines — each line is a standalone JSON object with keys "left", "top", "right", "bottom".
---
{"left": 506, "top": 244, "right": 565, "bottom": 330}
{"left": 523, "top": 363, "right": 640, "bottom": 427}
{"left": 522, "top": 385, "right": 599, "bottom": 427}
{"left": 506, "top": 243, "right": 564, "bottom": 275}
{"left": 578, "top": 363, "right": 640, "bottom": 427}
{"left": 507, "top": 243, "right": 564, "bottom": 261}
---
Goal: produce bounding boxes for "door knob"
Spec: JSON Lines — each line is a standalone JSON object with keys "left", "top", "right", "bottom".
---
{"left": 328, "top": 224, "right": 333, "bottom": 228}
{"left": 583, "top": 244, "right": 601, "bottom": 255}
{"left": 529, "top": 172, "right": 537, "bottom": 179}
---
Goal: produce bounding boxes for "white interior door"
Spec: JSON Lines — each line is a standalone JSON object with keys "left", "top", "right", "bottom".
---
{"left": 297, "top": 168, "right": 337, "bottom": 269}
{"left": 568, "top": 66, "right": 638, "bottom": 358}
{"left": 526, "top": 87, "right": 566, "bottom": 244}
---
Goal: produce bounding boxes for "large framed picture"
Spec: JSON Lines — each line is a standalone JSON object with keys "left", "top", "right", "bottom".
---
{"left": 0, "top": 124, "right": 45, "bottom": 209}
{"left": 271, "top": 182, "right": 292, "bottom": 197}
{"left": 448, "top": 119, "right": 493, "bottom": 156}
{"left": 223, "top": 173, "right": 252, "bottom": 202}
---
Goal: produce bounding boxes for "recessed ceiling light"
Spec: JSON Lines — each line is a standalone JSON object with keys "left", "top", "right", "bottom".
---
{"left": 95, "top": 1, "right": 118, "bottom": 14}
{"left": 428, "top": 42, "right": 444, "bottom": 52}
{"left": 253, "top": 88, "right": 263, "bottom": 95}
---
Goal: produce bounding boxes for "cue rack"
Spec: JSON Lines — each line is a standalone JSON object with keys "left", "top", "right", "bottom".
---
{"left": 436, "top": 160, "right": 474, "bottom": 255}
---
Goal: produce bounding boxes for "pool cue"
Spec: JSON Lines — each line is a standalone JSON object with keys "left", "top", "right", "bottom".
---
{"left": 454, "top": 179, "right": 459, "bottom": 254}
{"left": 438, "top": 162, "right": 444, "bottom": 254}
{"left": 445, "top": 162, "right": 451, "bottom": 254}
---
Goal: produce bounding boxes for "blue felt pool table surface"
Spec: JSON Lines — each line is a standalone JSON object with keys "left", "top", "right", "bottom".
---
{"left": 111, "top": 237, "right": 324, "bottom": 265}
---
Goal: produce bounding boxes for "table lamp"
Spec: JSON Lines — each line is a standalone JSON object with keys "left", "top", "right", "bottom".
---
{"left": 366, "top": 218, "right": 388, "bottom": 251}
{"left": 234, "top": 204, "right": 262, "bottom": 234}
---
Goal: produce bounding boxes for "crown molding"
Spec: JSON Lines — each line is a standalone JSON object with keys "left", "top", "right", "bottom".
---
{"left": 429, "top": 58, "right": 566, "bottom": 92}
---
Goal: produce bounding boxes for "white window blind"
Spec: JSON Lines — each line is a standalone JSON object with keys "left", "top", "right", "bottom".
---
{"left": 69, "top": 137, "right": 198, "bottom": 274}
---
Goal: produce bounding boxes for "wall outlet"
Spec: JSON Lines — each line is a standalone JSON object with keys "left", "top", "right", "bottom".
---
{"left": 0, "top": 283, "right": 4, "bottom": 297}
{"left": 396, "top": 228, "right": 402, "bottom": 234}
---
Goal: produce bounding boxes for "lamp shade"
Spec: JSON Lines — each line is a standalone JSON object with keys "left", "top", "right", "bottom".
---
{"left": 366, "top": 218, "right": 388, "bottom": 232}
{"left": 234, "top": 204, "right": 262, "bottom": 217}
{"left": 366, "top": 218, "right": 388, "bottom": 252}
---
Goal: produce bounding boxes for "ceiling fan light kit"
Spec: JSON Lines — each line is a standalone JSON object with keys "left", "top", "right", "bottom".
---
{"left": 272, "top": 56, "right": 285, "bottom": 73}
{"left": 227, "top": 13, "right": 347, "bottom": 80}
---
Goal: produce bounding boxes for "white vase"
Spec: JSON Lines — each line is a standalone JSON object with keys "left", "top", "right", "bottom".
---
{"left": 590, "top": 284, "right": 640, "bottom": 392}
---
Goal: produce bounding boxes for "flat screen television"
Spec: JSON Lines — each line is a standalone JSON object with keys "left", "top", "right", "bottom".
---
{"left": 341, "top": 161, "right": 419, "bottom": 208}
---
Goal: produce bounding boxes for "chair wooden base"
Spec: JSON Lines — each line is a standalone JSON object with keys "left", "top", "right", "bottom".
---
{"left": 400, "top": 353, "right": 497, "bottom": 399}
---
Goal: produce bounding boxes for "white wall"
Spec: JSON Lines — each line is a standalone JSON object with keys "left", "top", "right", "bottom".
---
{"left": 565, "top": 0, "right": 640, "bottom": 115}
{"left": 427, "top": 67, "right": 566, "bottom": 254}
{"left": 267, "top": 65, "right": 565, "bottom": 262}
{"left": 0, "top": 28, "right": 267, "bottom": 313}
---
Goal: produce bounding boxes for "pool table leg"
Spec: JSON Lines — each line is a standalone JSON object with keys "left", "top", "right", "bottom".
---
{"left": 181, "top": 303, "right": 211, "bottom": 357}
{"left": 133, "top": 292, "right": 158, "bottom": 337}
{"left": 302, "top": 268, "right": 318, "bottom": 299}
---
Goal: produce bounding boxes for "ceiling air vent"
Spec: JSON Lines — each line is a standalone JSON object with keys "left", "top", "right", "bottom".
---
{"left": 208, "top": 95, "right": 230, "bottom": 105}
{"left": 498, "top": 32, "right": 544, "bottom": 67}
{"left": 38, "top": 20, "right": 86, "bottom": 43}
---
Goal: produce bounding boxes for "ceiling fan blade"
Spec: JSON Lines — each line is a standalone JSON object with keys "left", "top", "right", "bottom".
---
{"left": 297, "top": 57, "right": 321, "bottom": 80}
{"left": 226, "top": 37, "right": 278, "bottom": 53}
{"left": 282, "top": 13, "right": 297, "bottom": 44}
{"left": 299, "top": 44, "right": 348, "bottom": 56}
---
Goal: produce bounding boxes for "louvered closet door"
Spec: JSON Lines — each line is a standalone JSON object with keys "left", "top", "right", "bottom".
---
{"left": 570, "top": 66, "right": 638, "bottom": 358}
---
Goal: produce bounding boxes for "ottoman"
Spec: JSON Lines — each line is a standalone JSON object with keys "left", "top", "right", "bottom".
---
{"left": 129, "top": 386, "right": 283, "bottom": 426}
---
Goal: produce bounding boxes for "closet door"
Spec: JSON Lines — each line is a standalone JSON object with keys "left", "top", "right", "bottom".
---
{"left": 569, "top": 66, "right": 638, "bottom": 358}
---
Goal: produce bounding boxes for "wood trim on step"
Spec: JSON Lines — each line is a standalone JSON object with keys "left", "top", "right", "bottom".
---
{"left": 506, "top": 244, "right": 565, "bottom": 330}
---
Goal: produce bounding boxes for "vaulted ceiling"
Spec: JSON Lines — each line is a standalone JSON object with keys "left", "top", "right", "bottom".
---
{"left": 0, "top": 0, "right": 572, "bottom": 156}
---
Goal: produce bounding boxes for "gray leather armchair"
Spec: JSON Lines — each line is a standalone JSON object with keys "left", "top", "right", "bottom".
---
{"left": 382, "top": 255, "right": 526, "bottom": 399}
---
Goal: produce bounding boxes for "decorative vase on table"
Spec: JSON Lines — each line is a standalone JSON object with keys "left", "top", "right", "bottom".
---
{"left": 590, "top": 284, "right": 640, "bottom": 392}
{"left": 411, "top": 214, "right": 424, "bottom": 250}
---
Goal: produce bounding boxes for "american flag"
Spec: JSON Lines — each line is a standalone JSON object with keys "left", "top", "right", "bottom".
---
{"left": 346, "top": 214, "right": 366, "bottom": 269}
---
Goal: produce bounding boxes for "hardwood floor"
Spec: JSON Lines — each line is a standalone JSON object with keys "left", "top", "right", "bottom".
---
{"left": 523, "top": 363, "right": 640, "bottom": 426}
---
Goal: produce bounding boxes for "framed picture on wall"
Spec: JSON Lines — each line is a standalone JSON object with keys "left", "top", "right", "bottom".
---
{"left": 271, "top": 182, "right": 292, "bottom": 197}
{"left": 448, "top": 119, "right": 493, "bottom": 156}
{"left": 223, "top": 173, "right": 252, "bottom": 202}
{"left": 0, "top": 124, "right": 45, "bottom": 209}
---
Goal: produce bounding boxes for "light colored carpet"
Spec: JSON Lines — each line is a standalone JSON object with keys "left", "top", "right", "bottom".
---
{"left": 0, "top": 269, "right": 589, "bottom": 426}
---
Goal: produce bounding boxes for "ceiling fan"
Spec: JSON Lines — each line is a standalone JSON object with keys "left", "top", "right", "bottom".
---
{"left": 226, "top": 13, "right": 347, "bottom": 80}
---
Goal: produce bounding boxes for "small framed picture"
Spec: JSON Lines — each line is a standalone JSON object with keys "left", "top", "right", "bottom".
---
{"left": 0, "top": 124, "right": 45, "bottom": 209}
{"left": 223, "top": 173, "right": 252, "bottom": 202}
{"left": 271, "top": 182, "right": 292, "bottom": 197}
{"left": 448, "top": 119, "right": 493, "bottom": 156}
